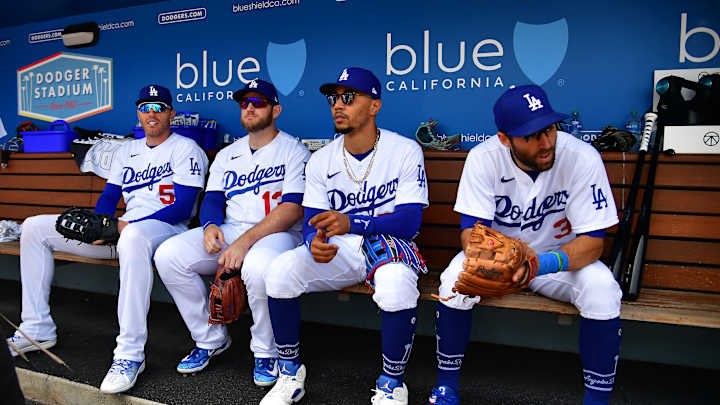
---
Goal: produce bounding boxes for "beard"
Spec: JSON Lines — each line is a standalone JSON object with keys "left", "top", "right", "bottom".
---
{"left": 241, "top": 111, "right": 273, "bottom": 132}
{"left": 334, "top": 125, "right": 354, "bottom": 134}
{"left": 508, "top": 141, "right": 556, "bottom": 172}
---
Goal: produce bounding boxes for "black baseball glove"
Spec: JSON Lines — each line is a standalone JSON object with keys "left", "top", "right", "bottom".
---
{"left": 592, "top": 126, "right": 637, "bottom": 152}
{"left": 55, "top": 208, "right": 119, "bottom": 244}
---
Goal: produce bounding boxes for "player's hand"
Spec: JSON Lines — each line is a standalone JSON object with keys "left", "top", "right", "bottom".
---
{"left": 310, "top": 229, "right": 338, "bottom": 263}
{"left": 512, "top": 264, "right": 528, "bottom": 284}
{"left": 203, "top": 224, "right": 226, "bottom": 254}
{"left": 218, "top": 239, "right": 249, "bottom": 271}
{"left": 309, "top": 211, "right": 350, "bottom": 238}
{"left": 92, "top": 220, "right": 128, "bottom": 245}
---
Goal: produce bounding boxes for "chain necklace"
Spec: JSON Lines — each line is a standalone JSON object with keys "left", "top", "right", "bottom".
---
{"left": 342, "top": 129, "right": 380, "bottom": 188}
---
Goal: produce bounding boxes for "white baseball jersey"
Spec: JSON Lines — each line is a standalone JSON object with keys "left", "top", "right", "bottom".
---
{"left": 303, "top": 128, "right": 428, "bottom": 216}
{"left": 107, "top": 133, "right": 209, "bottom": 224}
{"left": 454, "top": 131, "right": 618, "bottom": 254}
{"left": 206, "top": 131, "right": 310, "bottom": 232}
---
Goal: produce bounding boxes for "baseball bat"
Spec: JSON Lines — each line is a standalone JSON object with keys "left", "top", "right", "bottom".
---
{"left": 622, "top": 112, "right": 662, "bottom": 300}
{"left": 609, "top": 112, "right": 657, "bottom": 282}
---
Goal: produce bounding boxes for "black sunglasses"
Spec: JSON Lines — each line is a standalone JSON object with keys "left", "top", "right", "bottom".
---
{"left": 325, "top": 91, "right": 359, "bottom": 106}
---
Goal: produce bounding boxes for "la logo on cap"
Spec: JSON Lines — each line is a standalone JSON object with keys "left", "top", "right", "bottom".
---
{"left": 523, "top": 93, "right": 543, "bottom": 111}
{"left": 249, "top": 79, "right": 258, "bottom": 89}
{"left": 149, "top": 86, "right": 158, "bottom": 97}
{"left": 339, "top": 69, "right": 349, "bottom": 81}
{"left": 371, "top": 87, "right": 377, "bottom": 95}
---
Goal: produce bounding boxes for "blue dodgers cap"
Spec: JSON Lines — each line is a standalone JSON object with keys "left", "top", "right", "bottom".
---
{"left": 136, "top": 84, "right": 173, "bottom": 107}
{"left": 232, "top": 79, "right": 280, "bottom": 105}
{"left": 493, "top": 85, "right": 569, "bottom": 137}
{"left": 319, "top": 67, "right": 381, "bottom": 99}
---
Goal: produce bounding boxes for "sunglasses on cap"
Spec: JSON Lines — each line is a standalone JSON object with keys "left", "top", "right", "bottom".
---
{"left": 325, "top": 91, "right": 361, "bottom": 107}
{"left": 239, "top": 97, "right": 272, "bottom": 109}
{"left": 138, "top": 102, "right": 171, "bottom": 113}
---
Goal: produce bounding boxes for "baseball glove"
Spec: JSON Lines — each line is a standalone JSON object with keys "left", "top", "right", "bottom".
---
{"left": 454, "top": 223, "right": 539, "bottom": 298}
{"left": 55, "top": 207, "right": 119, "bottom": 244}
{"left": 208, "top": 267, "right": 247, "bottom": 325}
{"left": 591, "top": 126, "right": 637, "bottom": 152}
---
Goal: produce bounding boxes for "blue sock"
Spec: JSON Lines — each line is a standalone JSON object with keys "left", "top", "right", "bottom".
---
{"left": 268, "top": 297, "right": 301, "bottom": 365}
{"left": 381, "top": 308, "right": 417, "bottom": 383}
{"left": 436, "top": 303, "right": 472, "bottom": 392}
{"left": 579, "top": 317, "right": 622, "bottom": 405}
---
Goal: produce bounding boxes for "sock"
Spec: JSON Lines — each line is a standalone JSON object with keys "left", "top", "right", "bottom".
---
{"left": 380, "top": 308, "right": 417, "bottom": 384}
{"left": 268, "top": 297, "right": 301, "bottom": 367}
{"left": 435, "top": 303, "right": 472, "bottom": 392}
{"left": 580, "top": 317, "right": 622, "bottom": 405}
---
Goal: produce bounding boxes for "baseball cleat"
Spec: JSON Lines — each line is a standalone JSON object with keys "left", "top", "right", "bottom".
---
{"left": 254, "top": 357, "right": 280, "bottom": 387}
{"left": 6, "top": 333, "right": 56, "bottom": 357}
{"left": 371, "top": 375, "right": 408, "bottom": 404}
{"left": 99, "top": 359, "right": 145, "bottom": 394}
{"left": 176, "top": 337, "right": 232, "bottom": 374}
{"left": 259, "top": 361, "right": 305, "bottom": 404}
{"left": 428, "top": 385, "right": 460, "bottom": 405}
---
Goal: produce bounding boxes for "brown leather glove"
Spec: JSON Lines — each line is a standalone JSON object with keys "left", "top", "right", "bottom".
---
{"left": 208, "top": 267, "right": 247, "bottom": 324}
{"left": 454, "top": 223, "right": 539, "bottom": 298}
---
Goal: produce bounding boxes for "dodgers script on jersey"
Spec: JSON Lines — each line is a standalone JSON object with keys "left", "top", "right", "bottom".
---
{"left": 107, "top": 133, "right": 208, "bottom": 223}
{"left": 454, "top": 131, "right": 618, "bottom": 254}
{"left": 205, "top": 131, "right": 310, "bottom": 231}
{"left": 303, "top": 129, "right": 428, "bottom": 217}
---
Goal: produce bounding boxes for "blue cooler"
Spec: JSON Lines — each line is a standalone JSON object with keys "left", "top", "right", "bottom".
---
{"left": 22, "top": 120, "right": 78, "bottom": 153}
{"left": 133, "top": 126, "right": 218, "bottom": 150}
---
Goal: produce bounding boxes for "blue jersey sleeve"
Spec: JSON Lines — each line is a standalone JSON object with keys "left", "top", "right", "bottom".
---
{"left": 199, "top": 190, "right": 226, "bottom": 229}
{"left": 348, "top": 203, "right": 423, "bottom": 239}
{"left": 460, "top": 214, "right": 491, "bottom": 230}
{"left": 130, "top": 183, "right": 201, "bottom": 225}
{"left": 94, "top": 183, "right": 122, "bottom": 217}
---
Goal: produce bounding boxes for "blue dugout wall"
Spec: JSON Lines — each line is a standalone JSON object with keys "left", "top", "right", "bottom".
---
{"left": 0, "top": 0, "right": 719, "bottom": 148}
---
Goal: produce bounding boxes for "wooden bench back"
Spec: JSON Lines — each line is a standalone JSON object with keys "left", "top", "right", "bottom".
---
{"left": 2, "top": 150, "right": 719, "bottom": 296}
{"left": 418, "top": 150, "right": 720, "bottom": 296}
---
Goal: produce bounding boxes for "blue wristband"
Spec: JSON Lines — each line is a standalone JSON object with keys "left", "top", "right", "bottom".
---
{"left": 537, "top": 250, "right": 569, "bottom": 276}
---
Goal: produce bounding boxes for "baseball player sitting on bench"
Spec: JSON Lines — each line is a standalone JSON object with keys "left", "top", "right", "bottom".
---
{"left": 258, "top": 67, "right": 429, "bottom": 405}
{"left": 7, "top": 84, "right": 209, "bottom": 395}
{"left": 154, "top": 79, "right": 310, "bottom": 386}
{"left": 427, "top": 85, "right": 622, "bottom": 405}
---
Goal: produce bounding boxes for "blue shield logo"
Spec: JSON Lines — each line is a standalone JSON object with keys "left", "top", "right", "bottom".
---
{"left": 266, "top": 39, "right": 307, "bottom": 96}
{"left": 513, "top": 19, "right": 568, "bottom": 85}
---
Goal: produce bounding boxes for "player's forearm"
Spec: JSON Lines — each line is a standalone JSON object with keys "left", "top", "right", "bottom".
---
{"left": 235, "top": 202, "right": 303, "bottom": 249}
{"left": 558, "top": 235, "right": 604, "bottom": 271}
{"left": 460, "top": 227, "right": 473, "bottom": 253}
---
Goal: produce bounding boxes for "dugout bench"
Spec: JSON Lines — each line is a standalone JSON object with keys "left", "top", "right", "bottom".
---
{"left": 0, "top": 151, "right": 719, "bottom": 328}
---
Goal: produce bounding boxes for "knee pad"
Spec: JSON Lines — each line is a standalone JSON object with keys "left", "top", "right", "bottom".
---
{"left": 372, "top": 263, "right": 419, "bottom": 312}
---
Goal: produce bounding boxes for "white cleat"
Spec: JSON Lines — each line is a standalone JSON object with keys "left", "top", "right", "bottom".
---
{"left": 371, "top": 375, "right": 409, "bottom": 405}
{"left": 259, "top": 363, "right": 306, "bottom": 405}
{"left": 99, "top": 359, "right": 145, "bottom": 394}
{"left": 6, "top": 333, "right": 56, "bottom": 357}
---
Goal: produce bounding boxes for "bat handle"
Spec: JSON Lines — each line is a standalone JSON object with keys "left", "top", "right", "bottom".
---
{"left": 639, "top": 112, "right": 657, "bottom": 152}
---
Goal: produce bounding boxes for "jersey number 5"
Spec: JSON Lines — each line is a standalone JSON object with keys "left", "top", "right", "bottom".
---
{"left": 262, "top": 191, "right": 282, "bottom": 215}
{"left": 159, "top": 184, "right": 175, "bottom": 205}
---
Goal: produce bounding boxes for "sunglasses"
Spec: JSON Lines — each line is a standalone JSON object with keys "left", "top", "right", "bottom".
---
{"left": 325, "top": 91, "right": 359, "bottom": 106}
{"left": 240, "top": 97, "right": 271, "bottom": 109}
{"left": 138, "top": 102, "right": 171, "bottom": 113}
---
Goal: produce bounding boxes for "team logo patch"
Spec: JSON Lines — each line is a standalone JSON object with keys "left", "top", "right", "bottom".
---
{"left": 513, "top": 18, "right": 568, "bottom": 85}
{"left": 266, "top": 39, "right": 306, "bottom": 96}
{"left": 339, "top": 68, "right": 349, "bottom": 81}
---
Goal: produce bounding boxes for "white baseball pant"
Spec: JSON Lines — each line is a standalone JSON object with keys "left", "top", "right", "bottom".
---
{"left": 264, "top": 234, "right": 420, "bottom": 312}
{"left": 18, "top": 214, "right": 186, "bottom": 362}
{"left": 438, "top": 251, "right": 622, "bottom": 320}
{"left": 154, "top": 225, "right": 301, "bottom": 358}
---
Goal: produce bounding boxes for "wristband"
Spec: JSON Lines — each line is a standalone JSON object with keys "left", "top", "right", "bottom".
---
{"left": 537, "top": 250, "right": 569, "bottom": 276}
